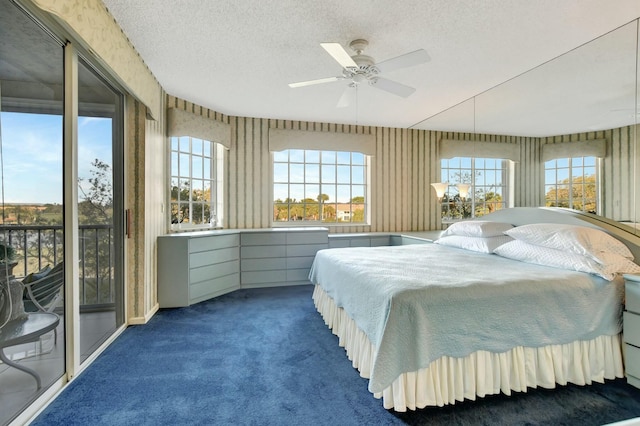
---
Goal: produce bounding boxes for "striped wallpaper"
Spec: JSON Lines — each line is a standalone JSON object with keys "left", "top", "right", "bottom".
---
{"left": 125, "top": 96, "right": 636, "bottom": 324}
{"left": 167, "top": 96, "right": 542, "bottom": 233}
{"left": 167, "top": 96, "right": 636, "bottom": 233}
{"left": 126, "top": 95, "right": 166, "bottom": 323}
{"left": 166, "top": 95, "right": 637, "bottom": 233}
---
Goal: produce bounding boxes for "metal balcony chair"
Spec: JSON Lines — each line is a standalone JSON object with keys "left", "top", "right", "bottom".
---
{"left": 22, "top": 262, "right": 64, "bottom": 345}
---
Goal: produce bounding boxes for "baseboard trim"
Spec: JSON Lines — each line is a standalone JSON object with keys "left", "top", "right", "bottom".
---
{"left": 128, "top": 303, "right": 159, "bottom": 325}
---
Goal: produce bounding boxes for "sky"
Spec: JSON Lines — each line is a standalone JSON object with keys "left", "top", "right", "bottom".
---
{"left": 0, "top": 112, "right": 113, "bottom": 204}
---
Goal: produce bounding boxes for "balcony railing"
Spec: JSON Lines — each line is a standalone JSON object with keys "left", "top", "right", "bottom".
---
{"left": 0, "top": 224, "right": 114, "bottom": 308}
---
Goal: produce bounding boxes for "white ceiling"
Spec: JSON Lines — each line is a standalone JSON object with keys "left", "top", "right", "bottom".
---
{"left": 102, "top": 0, "right": 640, "bottom": 137}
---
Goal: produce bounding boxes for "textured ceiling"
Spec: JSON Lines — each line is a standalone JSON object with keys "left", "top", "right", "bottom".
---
{"left": 102, "top": 0, "right": 640, "bottom": 136}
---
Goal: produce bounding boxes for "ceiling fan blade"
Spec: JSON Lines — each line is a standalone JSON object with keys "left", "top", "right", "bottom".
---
{"left": 288, "top": 76, "right": 341, "bottom": 88}
{"left": 370, "top": 77, "right": 416, "bottom": 98}
{"left": 376, "top": 49, "right": 430, "bottom": 73}
{"left": 336, "top": 86, "right": 355, "bottom": 108}
{"left": 321, "top": 42, "right": 358, "bottom": 69}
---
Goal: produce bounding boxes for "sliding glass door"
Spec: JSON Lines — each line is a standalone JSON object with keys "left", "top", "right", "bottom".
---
{"left": 0, "top": 1, "right": 125, "bottom": 423}
{"left": 77, "top": 59, "right": 125, "bottom": 363}
{"left": 0, "top": 2, "right": 65, "bottom": 424}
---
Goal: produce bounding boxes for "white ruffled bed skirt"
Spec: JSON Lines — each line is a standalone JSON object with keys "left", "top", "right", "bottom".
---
{"left": 312, "top": 284, "right": 625, "bottom": 412}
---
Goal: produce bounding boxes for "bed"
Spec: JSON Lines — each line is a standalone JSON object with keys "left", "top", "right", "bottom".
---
{"left": 309, "top": 207, "right": 640, "bottom": 412}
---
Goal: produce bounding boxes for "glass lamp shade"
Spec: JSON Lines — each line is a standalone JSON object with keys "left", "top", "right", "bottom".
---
{"left": 430, "top": 182, "right": 448, "bottom": 200}
{"left": 456, "top": 183, "right": 470, "bottom": 199}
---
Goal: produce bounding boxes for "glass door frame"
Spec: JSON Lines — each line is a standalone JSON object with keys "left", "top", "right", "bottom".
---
{"left": 63, "top": 46, "right": 127, "bottom": 378}
{"left": 9, "top": 1, "right": 128, "bottom": 422}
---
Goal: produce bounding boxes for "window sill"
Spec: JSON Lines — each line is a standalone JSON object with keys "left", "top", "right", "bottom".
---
{"left": 271, "top": 221, "right": 370, "bottom": 228}
{"left": 170, "top": 224, "right": 224, "bottom": 233}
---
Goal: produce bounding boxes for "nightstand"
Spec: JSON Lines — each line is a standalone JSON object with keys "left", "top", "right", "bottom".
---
{"left": 623, "top": 273, "right": 640, "bottom": 389}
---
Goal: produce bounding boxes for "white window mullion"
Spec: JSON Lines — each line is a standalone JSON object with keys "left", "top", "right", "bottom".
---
{"left": 272, "top": 149, "right": 368, "bottom": 225}
{"left": 63, "top": 41, "right": 81, "bottom": 380}
{"left": 170, "top": 136, "right": 223, "bottom": 230}
{"left": 350, "top": 152, "right": 354, "bottom": 222}
{"left": 214, "top": 146, "right": 218, "bottom": 225}
{"left": 568, "top": 160, "right": 574, "bottom": 208}
{"left": 471, "top": 159, "right": 477, "bottom": 215}
{"left": 440, "top": 156, "right": 509, "bottom": 220}
{"left": 187, "top": 138, "right": 193, "bottom": 224}
{"left": 544, "top": 156, "right": 599, "bottom": 214}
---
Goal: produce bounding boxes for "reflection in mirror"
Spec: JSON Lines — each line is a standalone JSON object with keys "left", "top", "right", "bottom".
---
{"left": 474, "top": 21, "right": 637, "bottom": 137}
{"left": 635, "top": 20, "right": 640, "bottom": 233}
{"left": 416, "top": 20, "right": 640, "bottom": 234}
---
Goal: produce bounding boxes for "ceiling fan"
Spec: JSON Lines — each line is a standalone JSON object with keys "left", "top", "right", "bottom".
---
{"left": 288, "top": 39, "right": 430, "bottom": 107}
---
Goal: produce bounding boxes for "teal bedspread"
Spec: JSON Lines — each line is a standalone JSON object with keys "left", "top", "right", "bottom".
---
{"left": 308, "top": 244, "right": 624, "bottom": 393}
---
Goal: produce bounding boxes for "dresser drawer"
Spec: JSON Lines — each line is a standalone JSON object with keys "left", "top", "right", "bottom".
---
{"left": 329, "top": 238, "right": 350, "bottom": 248}
{"left": 624, "top": 311, "right": 640, "bottom": 347}
{"left": 241, "top": 257, "right": 286, "bottom": 272}
{"left": 241, "top": 232, "right": 286, "bottom": 246}
{"left": 628, "top": 373, "right": 640, "bottom": 389}
{"left": 371, "top": 236, "right": 391, "bottom": 247}
{"left": 190, "top": 273, "right": 239, "bottom": 302}
{"left": 189, "top": 234, "right": 239, "bottom": 253}
{"left": 286, "top": 243, "right": 327, "bottom": 257}
{"left": 189, "top": 246, "right": 239, "bottom": 268}
{"left": 286, "top": 231, "right": 328, "bottom": 245}
{"left": 190, "top": 260, "right": 239, "bottom": 283}
{"left": 241, "top": 270, "right": 286, "bottom": 285}
{"left": 286, "top": 256, "right": 315, "bottom": 269}
{"left": 625, "top": 343, "right": 640, "bottom": 379}
{"left": 241, "top": 245, "right": 287, "bottom": 259}
{"left": 626, "top": 277, "right": 640, "bottom": 315}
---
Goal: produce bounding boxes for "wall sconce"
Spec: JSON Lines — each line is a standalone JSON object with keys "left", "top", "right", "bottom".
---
{"left": 430, "top": 182, "right": 448, "bottom": 203}
{"left": 456, "top": 183, "right": 470, "bottom": 200}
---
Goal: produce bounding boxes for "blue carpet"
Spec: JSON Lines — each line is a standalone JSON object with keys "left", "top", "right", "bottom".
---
{"left": 32, "top": 285, "right": 640, "bottom": 425}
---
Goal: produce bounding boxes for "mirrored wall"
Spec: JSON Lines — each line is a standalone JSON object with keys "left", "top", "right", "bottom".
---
{"left": 417, "top": 19, "right": 639, "bottom": 233}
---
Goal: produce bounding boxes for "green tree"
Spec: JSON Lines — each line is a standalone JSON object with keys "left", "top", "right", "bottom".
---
{"left": 273, "top": 198, "right": 290, "bottom": 221}
{"left": 171, "top": 180, "right": 187, "bottom": 223}
{"left": 77, "top": 158, "right": 114, "bottom": 304}
{"left": 442, "top": 193, "right": 472, "bottom": 220}
{"left": 322, "top": 204, "right": 336, "bottom": 222}
{"left": 300, "top": 198, "right": 317, "bottom": 220}
{"left": 351, "top": 210, "right": 364, "bottom": 222}
{"left": 78, "top": 158, "right": 113, "bottom": 225}
{"left": 350, "top": 196, "right": 365, "bottom": 223}
{"left": 546, "top": 174, "right": 596, "bottom": 213}
{"left": 317, "top": 193, "right": 329, "bottom": 220}
{"left": 475, "top": 191, "right": 503, "bottom": 217}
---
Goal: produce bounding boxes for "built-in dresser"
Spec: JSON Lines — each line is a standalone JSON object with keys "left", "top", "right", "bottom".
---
{"left": 157, "top": 228, "right": 328, "bottom": 307}
{"left": 157, "top": 228, "right": 442, "bottom": 308}
{"left": 624, "top": 273, "right": 640, "bottom": 389}
{"left": 157, "top": 231, "right": 240, "bottom": 308}
{"left": 240, "top": 228, "right": 328, "bottom": 288}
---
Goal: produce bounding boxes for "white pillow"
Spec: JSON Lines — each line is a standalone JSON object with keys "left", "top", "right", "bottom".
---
{"left": 505, "top": 223, "right": 634, "bottom": 261}
{"left": 441, "top": 220, "right": 514, "bottom": 238}
{"left": 494, "top": 240, "right": 640, "bottom": 281}
{"left": 434, "top": 235, "right": 513, "bottom": 253}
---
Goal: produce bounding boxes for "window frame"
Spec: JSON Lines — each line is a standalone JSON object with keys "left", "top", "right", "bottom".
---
{"left": 271, "top": 149, "right": 370, "bottom": 227}
{"left": 439, "top": 157, "right": 513, "bottom": 222}
{"left": 544, "top": 156, "right": 601, "bottom": 214}
{"left": 169, "top": 136, "right": 224, "bottom": 231}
